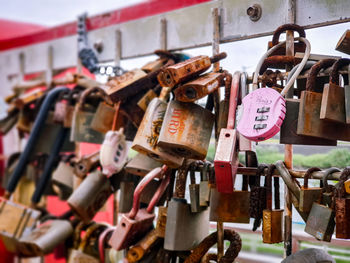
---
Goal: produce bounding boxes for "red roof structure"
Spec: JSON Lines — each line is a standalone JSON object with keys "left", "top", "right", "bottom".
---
{"left": 0, "top": 18, "right": 46, "bottom": 41}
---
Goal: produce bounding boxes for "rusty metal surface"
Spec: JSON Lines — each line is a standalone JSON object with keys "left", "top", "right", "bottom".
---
{"left": 259, "top": 55, "right": 297, "bottom": 74}
{"left": 183, "top": 229, "right": 242, "bottom": 263}
{"left": 305, "top": 59, "right": 337, "bottom": 92}
{"left": 271, "top": 24, "right": 306, "bottom": 45}
{"left": 330, "top": 58, "right": 350, "bottom": 84}
{"left": 74, "top": 150, "right": 100, "bottom": 178}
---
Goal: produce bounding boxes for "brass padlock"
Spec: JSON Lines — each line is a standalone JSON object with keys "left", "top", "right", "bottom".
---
{"left": 297, "top": 59, "right": 350, "bottom": 141}
{"left": 280, "top": 62, "right": 337, "bottom": 146}
{"left": 125, "top": 153, "right": 162, "bottom": 177}
{"left": 174, "top": 72, "right": 224, "bottom": 102}
{"left": 71, "top": 87, "right": 108, "bottom": 144}
{"left": 142, "top": 57, "right": 168, "bottom": 73}
{"left": 345, "top": 178, "right": 350, "bottom": 194}
{"left": 68, "top": 223, "right": 102, "bottom": 263}
{"left": 137, "top": 88, "right": 158, "bottom": 112}
{"left": 164, "top": 163, "right": 209, "bottom": 251}
{"left": 300, "top": 167, "right": 322, "bottom": 213}
{"left": 131, "top": 86, "right": 184, "bottom": 168}
{"left": 335, "top": 168, "right": 350, "bottom": 239}
{"left": 157, "top": 53, "right": 227, "bottom": 88}
{"left": 158, "top": 100, "right": 214, "bottom": 160}
{"left": 68, "top": 170, "right": 113, "bottom": 223}
{"left": 320, "top": 58, "right": 350, "bottom": 123}
{"left": 18, "top": 219, "right": 73, "bottom": 257}
{"left": 183, "top": 229, "right": 242, "bottom": 263}
{"left": 109, "top": 166, "right": 170, "bottom": 250}
{"left": 126, "top": 229, "right": 160, "bottom": 263}
{"left": 262, "top": 164, "right": 283, "bottom": 244}
{"left": 90, "top": 101, "right": 122, "bottom": 134}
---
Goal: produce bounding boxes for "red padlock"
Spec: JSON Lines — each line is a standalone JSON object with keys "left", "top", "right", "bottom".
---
{"left": 214, "top": 72, "right": 240, "bottom": 193}
{"left": 108, "top": 166, "right": 170, "bottom": 250}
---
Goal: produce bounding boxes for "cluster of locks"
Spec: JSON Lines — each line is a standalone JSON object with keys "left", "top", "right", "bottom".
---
{"left": 0, "top": 23, "right": 349, "bottom": 262}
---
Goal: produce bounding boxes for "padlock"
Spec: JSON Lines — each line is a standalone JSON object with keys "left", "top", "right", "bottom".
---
{"left": 125, "top": 153, "right": 162, "bottom": 177}
{"left": 51, "top": 156, "right": 75, "bottom": 200}
{"left": 262, "top": 164, "right": 283, "bottom": 244}
{"left": 68, "top": 170, "right": 113, "bottom": 223}
{"left": 142, "top": 57, "right": 168, "bottom": 73}
{"left": 249, "top": 164, "right": 268, "bottom": 231}
{"left": 267, "top": 23, "right": 306, "bottom": 56}
{"left": 157, "top": 52, "right": 226, "bottom": 88}
{"left": 126, "top": 229, "right": 161, "bottom": 263}
{"left": 131, "top": 86, "right": 184, "bottom": 168}
{"left": 71, "top": 86, "right": 108, "bottom": 144}
{"left": 214, "top": 72, "right": 240, "bottom": 193}
{"left": 174, "top": 72, "right": 224, "bottom": 102}
{"left": 320, "top": 58, "right": 350, "bottom": 123}
{"left": 183, "top": 229, "right": 242, "bottom": 263}
{"left": 297, "top": 59, "right": 350, "bottom": 141}
{"left": 90, "top": 101, "right": 123, "bottom": 134}
{"left": 189, "top": 164, "right": 200, "bottom": 213}
{"left": 164, "top": 163, "right": 209, "bottom": 251}
{"left": 199, "top": 162, "right": 210, "bottom": 207}
{"left": 74, "top": 150, "right": 100, "bottom": 179}
{"left": 63, "top": 87, "right": 84, "bottom": 128}
{"left": 109, "top": 166, "right": 170, "bottom": 250}
{"left": 137, "top": 88, "right": 158, "bottom": 112}
{"left": 157, "top": 99, "right": 214, "bottom": 160}
{"left": 140, "top": 178, "right": 167, "bottom": 206}
{"left": 68, "top": 223, "right": 102, "bottom": 263}
{"left": 97, "top": 226, "right": 116, "bottom": 263}
{"left": 300, "top": 167, "right": 322, "bottom": 213}
{"left": 17, "top": 219, "right": 73, "bottom": 257}
{"left": 304, "top": 201, "right": 335, "bottom": 242}
{"left": 322, "top": 167, "right": 341, "bottom": 207}
{"left": 345, "top": 178, "right": 350, "bottom": 194}
{"left": 155, "top": 206, "right": 167, "bottom": 238}
{"left": 217, "top": 71, "right": 231, "bottom": 131}
{"left": 13, "top": 88, "right": 46, "bottom": 109}
{"left": 335, "top": 168, "right": 350, "bottom": 239}
{"left": 0, "top": 117, "right": 69, "bottom": 252}
{"left": 209, "top": 169, "right": 250, "bottom": 223}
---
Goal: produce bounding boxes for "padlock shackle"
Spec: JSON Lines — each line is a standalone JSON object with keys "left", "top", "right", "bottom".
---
{"left": 223, "top": 71, "right": 232, "bottom": 102}
{"left": 78, "top": 86, "right": 113, "bottom": 110}
{"left": 265, "top": 164, "right": 276, "bottom": 211}
{"left": 128, "top": 165, "right": 168, "bottom": 219}
{"left": 78, "top": 223, "right": 107, "bottom": 251}
{"left": 146, "top": 169, "right": 171, "bottom": 214}
{"left": 323, "top": 167, "right": 341, "bottom": 193}
{"left": 31, "top": 127, "right": 69, "bottom": 204}
{"left": 287, "top": 61, "right": 316, "bottom": 82}
{"left": 259, "top": 55, "right": 296, "bottom": 75}
{"left": 275, "top": 160, "right": 301, "bottom": 201}
{"left": 240, "top": 72, "right": 248, "bottom": 103}
{"left": 174, "top": 164, "right": 190, "bottom": 199}
{"left": 98, "top": 226, "right": 115, "bottom": 263}
{"left": 303, "top": 167, "right": 321, "bottom": 189}
{"left": 183, "top": 229, "right": 242, "bottom": 263}
{"left": 330, "top": 58, "right": 350, "bottom": 85}
{"left": 227, "top": 72, "right": 240, "bottom": 129}
{"left": 306, "top": 59, "right": 337, "bottom": 92}
{"left": 6, "top": 87, "right": 69, "bottom": 196}
{"left": 271, "top": 23, "right": 306, "bottom": 46}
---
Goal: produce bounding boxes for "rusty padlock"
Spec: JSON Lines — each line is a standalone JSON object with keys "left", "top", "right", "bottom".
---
{"left": 280, "top": 61, "right": 337, "bottom": 145}
{"left": 300, "top": 167, "right": 323, "bottom": 213}
{"left": 183, "top": 229, "right": 242, "bottom": 263}
{"left": 90, "top": 100, "right": 123, "bottom": 134}
{"left": 164, "top": 163, "right": 209, "bottom": 251}
{"left": 109, "top": 166, "right": 170, "bottom": 250}
{"left": 320, "top": 58, "right": 350, "bottom": 123}
{"left": 296, "top": 59, "right": 350, "bottom": 141}
{"left": 335, "top": 168, "right": 350, "bottom": 239}
{"left": 18, "top": 219, "right": 73, "bottom": 257}
{"left": 63, "top": 87, "right": 84, "bottom": 128}
{"left": 268, "top": 23, "right": 306, "bottom": 56}
{"left": 157, "top": 52, "right": 227, "bottom": 88}
{"left": 157, "top": 99, "right": 214, "bottom": 160}
{"left": 214, "top": 72, "right": 240, "bottom": 193}
{"left": 174, "top": 72, "right": 224, "bottom": 102}
{"left": 189, "top": 164, "right": 201, "bottom": 213}
{"left": 132, "top": 86, "right": 184, "bottom": 168}
{"left": 209, "top": 170, "right": 250, "bottom": 223}
{"left": 155, "top": 206, "right": 167, "bottom": 238}
{"left": 199, "top": 162, "right": 210, "bottom": 207}
{"left": 52, "top": 155, "right": 75, "bottom": 200}
{"left": 68, "top": 170, "right": 113, "bottom": 223}
{"left": 125, "top": 153, "right": 162, "bottom": 177}
{"left": 126, "top": 229, "right": 161, "bottom": 263}
{"left": 71, "top": 86, "right": 109, "bottom": 144}
{"left": 262, "top": 164, "right": 283, "bottom": 244}
{"left": 74, "top": 150, "right": 100, "bottom": 179}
